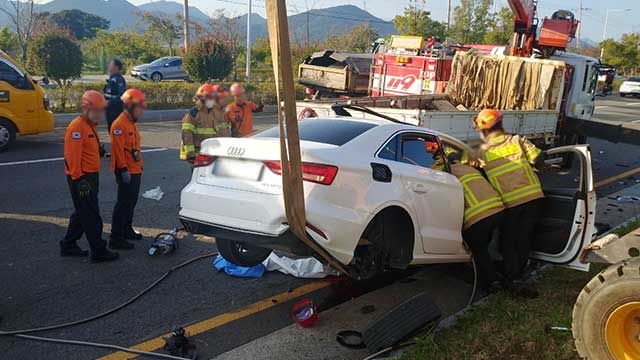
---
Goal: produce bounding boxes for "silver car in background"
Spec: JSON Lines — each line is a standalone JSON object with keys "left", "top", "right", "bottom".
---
{"left": 131, "top": 56, "right": 189, "bottom": 82}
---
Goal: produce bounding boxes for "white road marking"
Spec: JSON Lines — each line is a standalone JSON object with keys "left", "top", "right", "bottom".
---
{"left": 626, "top": 103, "right": 640, "bottom": 107}
{"left": 0, "top": 148, "right": 168, "bottom": 167}
{"left": 595, "top": 105, "right": 610, "bottom": 109}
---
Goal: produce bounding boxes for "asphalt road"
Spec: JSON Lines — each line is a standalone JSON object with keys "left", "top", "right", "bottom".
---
{"left": 593, "top": 95, "right": 640, "bottom": 124}
{"left": 0, "top": 97, "right": 639, "bottom": 359}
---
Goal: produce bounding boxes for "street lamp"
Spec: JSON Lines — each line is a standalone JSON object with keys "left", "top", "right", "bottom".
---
{"left": 601, "top": 8, "right": 632, "bottom": 59}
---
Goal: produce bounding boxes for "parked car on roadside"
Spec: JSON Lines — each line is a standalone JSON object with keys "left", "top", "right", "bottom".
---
{"left": 619, "top": 77, "right": 640, "bottom": 97}
{"left": 131, "top": 56, "right": 189, "bottom": 82}
{"left": 179, "top": 115, "right": 597, "bottom": 280}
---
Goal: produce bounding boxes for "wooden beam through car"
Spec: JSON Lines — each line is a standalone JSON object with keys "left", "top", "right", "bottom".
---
{"left": 265, "top": 0, "right": 348, "bottom": 275}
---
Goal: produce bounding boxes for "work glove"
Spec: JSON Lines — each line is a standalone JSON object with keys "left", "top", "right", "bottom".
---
{"left": 186, "top": 154, "right": 196, "bottom": 165}
{"left": 99, "top": 144, "right": 110, "bottom": 158}
{"left": 120, "top": 168, "right": 131, "bottom": 184}
{"left": 76, "top": 177, "right": 92, "bottom": 199}
{"left": 256, "top": 103, "right": 265, "bottom": 112}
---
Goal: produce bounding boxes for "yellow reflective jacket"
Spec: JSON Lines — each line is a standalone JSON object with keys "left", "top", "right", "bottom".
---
{"left": 475, "top": 132, "right": 544, "bottom": 208}
{"left": 180, "top": 101, "right": 231, "bottom": 160}
{"left": 450, "top": 163, "right": 505, "bottom": 230}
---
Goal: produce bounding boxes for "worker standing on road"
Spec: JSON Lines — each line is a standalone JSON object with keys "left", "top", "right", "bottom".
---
{"left": 226, "top": 83, "right": 264, "bottom": 137}
{"left": 473, "top": 109, "right": 544, "bottom": 298}
{"left": 103, "top": 59, "right": 127, "bottom": 132}
{"left": 109, "top": 89, "right": 146, "bottom": 250}
{"left": 61, "top": 91, "right": 119, "bottom": 263}
{"left": 179, "top": 84, "right": 231, "bottom": 163}
{"left": 448, "top": 150, "right": 505, "bottom": 293}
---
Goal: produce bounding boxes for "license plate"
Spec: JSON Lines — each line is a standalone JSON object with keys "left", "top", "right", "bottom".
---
{"left": 212, "top": 158, "right": 264, "bottom": 181}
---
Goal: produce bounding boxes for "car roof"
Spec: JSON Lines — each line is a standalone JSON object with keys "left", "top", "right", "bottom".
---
{"left": 312, "top": 116, "right": 455, "bottom": 140}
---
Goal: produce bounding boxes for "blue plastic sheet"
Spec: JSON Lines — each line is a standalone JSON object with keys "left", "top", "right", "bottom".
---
{"left": 213, "top": 255, "right": 266, "bottom": 278}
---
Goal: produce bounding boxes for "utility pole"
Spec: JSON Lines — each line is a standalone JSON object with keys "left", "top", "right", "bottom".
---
{"left": 183, "top": 0, "right": 190, "bottom": 52}
{"left": 601, "top": 9, "right": 632, "bottom": 60}
{"left": 246, "top": 0, "right": 252, "bottom": 83}
{"left": 576, "top": 0, "right": 583, "bottom": 48}
{"left": 446, "top": 0, "right": 452, "bottom": 32}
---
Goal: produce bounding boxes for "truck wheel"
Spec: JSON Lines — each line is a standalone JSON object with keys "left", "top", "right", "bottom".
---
{"left": 572, "top": 258, "right": 640, "bottom": 360}
{"left": 215, "top": 238, "right": 271, "bottom": 267}
{"left": 0, "top": 118, "right": 16, "bottom": 152}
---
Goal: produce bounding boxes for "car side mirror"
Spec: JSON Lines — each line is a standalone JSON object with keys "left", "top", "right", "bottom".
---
{"left": 164, "top": 63, "right": 171, "bottom": 67}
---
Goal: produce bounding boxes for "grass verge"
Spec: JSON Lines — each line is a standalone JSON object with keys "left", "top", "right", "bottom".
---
{"left": 402, "top": 219, "right": 640, "bottom": 360}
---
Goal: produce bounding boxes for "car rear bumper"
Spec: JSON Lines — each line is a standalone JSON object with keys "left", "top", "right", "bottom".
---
{"left": 179, "top": 215, "right": 316, "bottom": 257}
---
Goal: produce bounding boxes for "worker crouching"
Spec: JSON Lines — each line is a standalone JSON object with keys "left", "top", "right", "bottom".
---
{"left": 473, "top": 109, "right": 544, "bottom": 298}
{"left": 226, "top": 83, "right": 264, "bottom": 137}
{"left": 61, "top": 91, "right": 119, "bottom": 263}
{"left": 109, "top": 89, "right": 147, "bottom": 250}
{"left": 180, "top": 84, "right": 231, "bottom": 163}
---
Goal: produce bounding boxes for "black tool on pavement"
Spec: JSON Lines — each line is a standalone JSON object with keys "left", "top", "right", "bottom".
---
{"left": 149, "top": 228, "right": 180, "bottom": 256}
{"left": 336, "top": 330, "right": 366, "bottom": 349}
{"left": 163, "top": 327, "right": 197, "bottom": 359}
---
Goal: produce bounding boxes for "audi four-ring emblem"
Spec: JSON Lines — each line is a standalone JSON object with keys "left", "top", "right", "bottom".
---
{"left": 227, "top": 146, "right": 246, "bottom": 156}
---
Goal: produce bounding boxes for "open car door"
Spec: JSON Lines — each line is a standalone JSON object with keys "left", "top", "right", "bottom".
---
{"left": 531, "top": 145, "right": 597, "bottom": 271}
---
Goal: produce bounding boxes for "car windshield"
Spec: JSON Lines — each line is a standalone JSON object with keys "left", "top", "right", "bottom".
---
{"left": 253, "top": 119, "right": 377, "bottom": 146}
{"left": 150, "top": 58, "right": 169, "bottom": 66}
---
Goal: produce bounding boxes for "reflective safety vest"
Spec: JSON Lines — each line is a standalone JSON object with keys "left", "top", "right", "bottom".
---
{"left": 180, "top": 101, "right": 231, "bottom": 160}
{"left": 475, "top": 132, "right": 544, "bottom": 208}
{"left": 450, "top": 163, "right": 505, "bottom": 230}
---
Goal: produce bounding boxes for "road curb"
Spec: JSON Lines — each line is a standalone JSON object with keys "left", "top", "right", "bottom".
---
{"left": 54, "top": 105, "right": 278, "bottom": 127}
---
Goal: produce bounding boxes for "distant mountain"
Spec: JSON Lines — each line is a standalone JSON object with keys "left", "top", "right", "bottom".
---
{"left": 237, "top": 5, "right": 396, "bottom": 44}
{"left": 0, "top": 1, "right": 395, "bottom": 44}
{"left": 137, "top": 0, "right": 209, "bottom": 22}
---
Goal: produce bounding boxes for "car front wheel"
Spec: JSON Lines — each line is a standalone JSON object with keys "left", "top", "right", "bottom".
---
{"left": 150, "top": 72, "right": 163, "bottom": 82}
{"left": 216, "top": 238, "right": 271, "bottom": 267}
{"left": 0, "top": 118, "right": 16, "bottom": 152}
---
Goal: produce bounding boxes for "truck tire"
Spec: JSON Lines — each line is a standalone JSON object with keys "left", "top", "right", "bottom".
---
{"left": 363, "top": 292, "right": 441, "bottom": 352}
{"left": 0, "top": 118, "right": 16, "bottom": 152}
{"left": 215, "top": 238, "right": 271, "bottom": 267}
{"left": 572, "top": 258, "right": 640, "bottom": 360}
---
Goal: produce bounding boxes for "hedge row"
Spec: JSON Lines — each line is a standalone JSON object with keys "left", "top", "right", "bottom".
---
{"left": 46, "top": 80, "right": 307, "bottom": 113}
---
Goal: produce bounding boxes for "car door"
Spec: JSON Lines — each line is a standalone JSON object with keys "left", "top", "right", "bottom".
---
{"left": 530, "top": 145, "right": 596, "bottom": 271}
{"left": 164, "top": 59, "right": 182, "bottom": 80}
{"left": 382, "top": 131, "right": 465, "bottom": 254}
{"left": 0, "top": 58, "right": 37, "bottom": 131}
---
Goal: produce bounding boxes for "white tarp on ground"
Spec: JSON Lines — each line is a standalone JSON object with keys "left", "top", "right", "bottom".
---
{"left": 262, "top": 253, "right": 339, "bottom": 279}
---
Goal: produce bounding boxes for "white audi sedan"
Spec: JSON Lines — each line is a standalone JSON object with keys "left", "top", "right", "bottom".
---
{"left": 179, "top": 117, "right": 596, "bottom": 279}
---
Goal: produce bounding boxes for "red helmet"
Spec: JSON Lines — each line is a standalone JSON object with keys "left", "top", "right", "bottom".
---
{"left": 213, "top": 84, "right": 228, "bottom": 98}
{"left": 196, "top": 84, "right": 216, "bottom": 98}
{"left": 81, "top": 90, "right": 108, "bottom": 110}
{"left": 121, "top": 88, "right": 147, "bottom": 108}
{"left": 474, "top": 109, "right": 503, "bottom": 130}
{"left": 230, "top": 83, "right": 245, "bottom": 96}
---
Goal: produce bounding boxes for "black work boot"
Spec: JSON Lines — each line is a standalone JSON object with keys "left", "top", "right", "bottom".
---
{"left": 60, "top": 244, "right": 89, "bottom": 257}
{"left": 91, "top": 249, "right": 120, "bottom": 263}
{"left": 109, "top": 237, "right": 135, "bottom": 250}
{"left": 124, "top": 228, "right": 143, "bottom": 240}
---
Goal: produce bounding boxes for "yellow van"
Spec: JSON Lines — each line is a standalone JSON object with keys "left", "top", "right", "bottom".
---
{"left": 0, "top": 50, "right": 54, "bottom": 151}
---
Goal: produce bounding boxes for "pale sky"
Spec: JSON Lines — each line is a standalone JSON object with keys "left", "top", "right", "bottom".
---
{"left": 49, "top": 0, "right": 640, "bottom": 41}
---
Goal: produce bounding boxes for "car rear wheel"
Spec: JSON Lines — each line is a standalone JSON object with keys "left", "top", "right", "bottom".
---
{"left": 0, "top": 118, "right": 16, "bottom": 152}
{"left": 620, "top": 93, "right": 627, "bottom": 97}
{"left": 216, "top": 238, "right": 271, "bottom": 267}
{"left": 150, "top": 72, "right": 163, "bottom": 82}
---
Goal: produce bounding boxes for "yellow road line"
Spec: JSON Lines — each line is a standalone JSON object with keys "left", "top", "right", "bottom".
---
{"left": 595, "top": 166, "right": 640, "bottom": 188}
{"left": 97, "top": 279, "right": 334, "bottom": 360}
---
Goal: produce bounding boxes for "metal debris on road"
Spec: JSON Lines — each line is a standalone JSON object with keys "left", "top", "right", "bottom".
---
{"left": 617, "top": 196, "right": 640, "bottom": 204}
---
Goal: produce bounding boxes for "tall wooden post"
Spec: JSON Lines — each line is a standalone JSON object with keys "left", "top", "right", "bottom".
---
{"left": 183, "top": 0, "right": 190, "bottom": 52}
{"left": 265, "top": 0, "right": 348, "bottom": 274}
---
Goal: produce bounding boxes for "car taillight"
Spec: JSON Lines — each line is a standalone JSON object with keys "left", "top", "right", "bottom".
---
{"left": 263, "top": 160, "right": 338, "bottom": 185}
{"left": 298, "top": 107, "right": 318, "bottom": 119}
{"left": 194, "top": 154, "right": 216, "bottom": 167}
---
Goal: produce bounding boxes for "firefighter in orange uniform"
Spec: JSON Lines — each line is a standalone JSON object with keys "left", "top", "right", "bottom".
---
{"left": 473, "top": 109, "right": 544, "bottom": 298}
{"left": 61, "top": 91, "right": 119, "bottom": 263}
{"left": 226, "top": 83, "right": 264, "bottom": 137}
{"left": 109, "top": 89, "right": 147, "bottom": 250}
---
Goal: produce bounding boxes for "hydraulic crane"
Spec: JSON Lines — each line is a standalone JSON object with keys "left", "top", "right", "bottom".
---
{"left": 507, "top": 0, "right": 579, "bottom": 58}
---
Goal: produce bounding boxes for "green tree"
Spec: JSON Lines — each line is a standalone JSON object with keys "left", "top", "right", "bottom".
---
{"left": 47, "top": 9, "right": 110, "bottom": 40}
{"left": 182, "top": 38, "right": 233, "bottom": 82}
{"left": 27, "top": 31, "right": 81, "bottom": 109}
{"left": 137, "top": 11, "right": 181, "bottom": 56}
{"left": 484, "top": 7, "right": 513, "bottom": 45}
{"left": 84, "top": 30, "right": 164, "bottom": 72}
{"left": 324, "top": 23, "right": 379, "bottom": 52}
{"left": 0, "top": 27, "right": 18, "bottom": 55}
{"left": 602, "top": 33, "right": 640, "bottom": 76}
{"left": 449, "top": 0, "right": 492, "bottom": 44}
{"left": 393, "top": 5, "right": 447, "bottom": 40}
